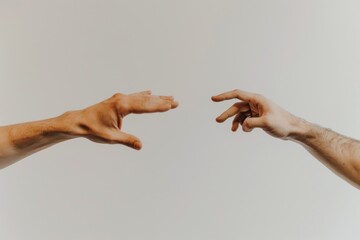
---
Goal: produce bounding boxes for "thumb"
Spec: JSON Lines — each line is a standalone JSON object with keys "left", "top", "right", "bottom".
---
{"left": 113, "top": 131, "right": 143, "bottom": 150}
{"left": 242, "top": 117, "right": 265, "bottom": 132}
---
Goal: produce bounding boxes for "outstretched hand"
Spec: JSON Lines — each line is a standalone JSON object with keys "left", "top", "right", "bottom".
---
{"left": 68, "top": 90, "right": 178, "bottom": 150}
{"left": 212, "top": 89, "right": 301, "bottom": 139}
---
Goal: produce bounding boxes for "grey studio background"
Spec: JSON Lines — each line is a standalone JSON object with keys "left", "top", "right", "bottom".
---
{"left": 1, "top": 0, "right": 360, "bottom": 239}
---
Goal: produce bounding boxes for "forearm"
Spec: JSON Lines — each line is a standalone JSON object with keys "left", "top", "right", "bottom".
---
{"left": 0, "top": 91, "right": 178, "bottom": 170}
{"left": 289, "top": 118, "right": 360, "bottom": 188}
{"left": 0, "top": 112, "right": 80, "bottom": 169}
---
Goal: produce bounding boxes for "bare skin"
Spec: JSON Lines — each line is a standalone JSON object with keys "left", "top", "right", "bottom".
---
{"left": 212, "top": 89, "right": 360, "bottom": 189}
{"left": 0, "top": 90, "right": 178, "bottom": 169}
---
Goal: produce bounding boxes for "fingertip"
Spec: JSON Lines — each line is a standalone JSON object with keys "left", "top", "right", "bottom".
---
{"left": 172, "top": 100, "right": 179, "bottom": 109}
{"left": 159, "top": 96, "right": 178, "bottom": 109}
{"left": 134, "top": 141, "right": 142, "bottom": 150}
{"left": 232, "top": 123, "right": 239, "bottom": 132}
{"left": 216, "top": 117, "right": 224, "bottom": 123}
{"left": 211, "top": 96, "right": 220, "bottom": 102}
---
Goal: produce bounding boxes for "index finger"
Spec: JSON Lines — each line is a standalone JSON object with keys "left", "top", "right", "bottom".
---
{"left": 127, "top": 95, "right": 179, "bottom": 114}
{"left": 211, "top": 89, "right": 254, "bottom": 102}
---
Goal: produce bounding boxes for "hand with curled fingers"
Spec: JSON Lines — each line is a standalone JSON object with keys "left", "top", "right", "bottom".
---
{"left": 212, "top": 89, "right": 301, "bottom": 140}
{"left": 63, "top": 90, "right": 179, "bottom": 150}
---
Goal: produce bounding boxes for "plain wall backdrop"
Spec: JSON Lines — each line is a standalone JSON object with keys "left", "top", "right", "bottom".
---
{"left": 1, "top": 0, "right": 360, "bottom": 239}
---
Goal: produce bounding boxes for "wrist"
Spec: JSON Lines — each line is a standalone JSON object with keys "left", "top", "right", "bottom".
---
{"left": 53, "top": 110, "right": 85, "bottom": 139}
{"left": 287, "top": 117, "right": 313, "bottom": 142}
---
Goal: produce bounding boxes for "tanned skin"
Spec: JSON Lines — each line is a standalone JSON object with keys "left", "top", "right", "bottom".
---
{"left": 1, "top": 88, "right": 359, "bottom": 189}
{"left": 0, "top": 90, "right": 178, "bottom": 169}
{"left": 212, "top": 89, "right": 360, "bottom": 189}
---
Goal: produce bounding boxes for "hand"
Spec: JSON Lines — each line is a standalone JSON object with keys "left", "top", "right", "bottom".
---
{"left": 63, "top": 90, "right": 178, "bottom": 150}
{"left": 212, "top": 89, "right": 301, "bottom": 140}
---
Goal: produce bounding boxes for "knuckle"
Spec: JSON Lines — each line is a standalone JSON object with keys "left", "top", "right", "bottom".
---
{"left": 249, "top": 93, "right": 262, "bottom": 103}
{"left": 124, "top": 140, "right": 134, "bottom": 147}
{"left": 112, "top": 94, "right": 129, "bottom": 112}
{"left": 248, "top": 96, "right": 255, "bottom": 103}
{"left": 254, "top": 93, "right": 267, "bottom": 102}
{"left": 233, "top": 102, "right": 241, "bottom": 108}
{"left": 253, "top": 93, "right": 263, "bottom": 100}
{"left": 127, "top": 139, "right": 138, "bottom": 149}
{"left": 112, "top": 93, "right": 123, "bottom": 100}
